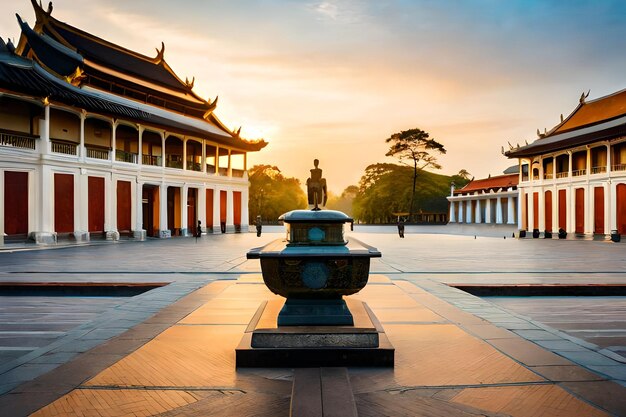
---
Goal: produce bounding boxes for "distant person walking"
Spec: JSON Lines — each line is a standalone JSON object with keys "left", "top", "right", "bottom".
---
{"left": 256, "top": 215, "right": 262, "bottom": 237}
{"left": 195, "top": 220, "right": 202, "bottom": 242}
{"left": 397, "top": 220, "right": 405, "bottom": 238}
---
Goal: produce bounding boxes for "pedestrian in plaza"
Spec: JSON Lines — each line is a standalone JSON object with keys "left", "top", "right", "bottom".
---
{"left": 256, "top": 215, "right": 262, "bottom": 237}
{"left": 195, "top": 220, "right": 202, "bottom": 242}
{"left": 397, "top": 219, "right": 405, "bottom": 238}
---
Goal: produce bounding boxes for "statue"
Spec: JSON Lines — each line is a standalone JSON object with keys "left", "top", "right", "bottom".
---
{"left": 306, "top": 159, "right": 327, "bottom": 210}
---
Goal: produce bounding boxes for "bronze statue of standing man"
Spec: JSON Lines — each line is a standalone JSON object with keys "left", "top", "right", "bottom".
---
{"left": 306, "top": 159, "right": 327, "bottom": 210}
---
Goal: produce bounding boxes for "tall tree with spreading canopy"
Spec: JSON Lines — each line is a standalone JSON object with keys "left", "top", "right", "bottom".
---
{"left": 385, "top": 128, "right": 446, "bottom": 221}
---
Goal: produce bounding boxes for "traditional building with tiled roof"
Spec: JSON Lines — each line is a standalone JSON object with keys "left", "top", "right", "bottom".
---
{"left": 0, "top": 1, "right": 267, "bottom": 244}
{"left": 505, "top": 88, "right": 626, "bottom": 239}
{"left": 447, "top": 170, "right": 519, "bottom": 226}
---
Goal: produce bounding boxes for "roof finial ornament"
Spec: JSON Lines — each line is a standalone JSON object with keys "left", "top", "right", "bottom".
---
{"left": 235, "top": 126, "right": 242, "bottom": 137}
{"left": 202, "top": 96, "right": 218, "bottom": 119}
{"left": 185, "top": 76, "right": 195, "bottom": 89}
{"left": 47, "top": 1, "right": 53, "bottom": 14}
{"left": 560, "top": 113, "right": 564, "bottom": 123}
{"left": 154, "top": 42, "right": 165, "bottom": 64}
{"left": 579, "top": 89, "right": 590, "bottom": 104}
{"left": 507, "top": 141, "right": 513, "bottom": 150}
{"left": 536, "top": 128, "right": 543, "bottom": 138}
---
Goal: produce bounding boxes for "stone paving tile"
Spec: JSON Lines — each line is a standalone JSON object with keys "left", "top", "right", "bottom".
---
{"left": 513, "top": 329, "right": 565, "bottom": 341}
{"left": 557, "top": 350, "right": 623, "bottom": 367}
{"left": 450, "top": 385, "right": 611, "bottom": 417}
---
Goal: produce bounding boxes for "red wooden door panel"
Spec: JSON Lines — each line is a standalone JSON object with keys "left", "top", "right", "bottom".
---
{"left": 88, "top": 176, "right": 104, "bottom": 232}
{"left": 4, "top": 171, "right": 28, "bottom": 235}
{"left": 594, "top": 187, "right": 604, "bottom": 234}
{"left": 117, "top": 181, "right": 131, "bottom": 232}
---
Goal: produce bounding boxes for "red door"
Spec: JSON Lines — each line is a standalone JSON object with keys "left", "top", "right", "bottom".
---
{"left": 117, "top": 181, "right": 131, "bottom": 232}
{"left": 523, "top": 194, "right": 528, "bottom": 230}
{"left": 206, "top": 189, "right": 214, "bottom": 230}
{"left": 220, "top": 190, "right": 227, "bottom": 223}
{"left": 88, "top": 176, "right": 105, "bottom": 232}
{"left": 594, "top": 187, "right": 604, "bottom": 234}
{"left": 575, "top": 188, "right": 584, "bottom": 234}
{"left": 544, "top": 190, "right": 552, "bottom": 232}
{"left": 54, "top": 173, "right": 74, "bottom": 233}
{"left": 4, "top": 171, "right": 28, "bottom": 236}
{"left": 233, "top": 191, "right": 242, "bottom": 229}
{"left": 558, "top": 189, "right": 567, "bottom": 230}
{"left": 617, "top": 184, "right": 626, "bottom": 235}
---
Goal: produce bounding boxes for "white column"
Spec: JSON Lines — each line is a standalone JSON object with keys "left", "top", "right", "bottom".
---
{"left": 79, "top": 111, "right": 86, "bottom": 162}
{"left": 198, "top": 185, "right": 207, "bottom": 233}
{"left": 161, "top": 133, "right": 166, "bottom": 168}
{"left": 135, "top": 180, "right": 144, "bottom": 232}
{"left": 568, "top": 151, "right": 573, "bottom": 178}
{"left": 227, "top": 149, "right": 232, "bottom": 177}
{"left": 138, "top": 126, "right": 144, "bottom": 165}
{"left": 458, "top": 201, "right": 464, "bottom": 223}
{"left": 226, "top": 189, "right": 234, "bottom": 232}
{"left": 183, "top": 138, "right": 188, "bottom": 171}
{"left": 474, "top": 199, "right": 482, "bottom": 223}
{"left": 181, "top": 184, "right": 189, "bottom": 236}
{"left": 159, "top": 183, "right": 169, "bottom": 237}
{"left": 449, "top": 201, "right": 456, "bottom": 222}
{"left": 607, "top": 144, "right": 612, "bottom": 175}
{"left": 465, "top": 199, "right": 472, "bottom": 224}
{"left": 104, "top": 173, "right": 114, "bottom": 236}
{"left": 241, "top": 187, "right": 250, "bottom": 230}
{"left": 507, "top": 195, "right": 515, "bottom": 224}
{"left": 111, "top": 121, "right": 117, "bottom": 163}
{"left": 215, "top": 147, "right": 220, "bottom": 174}
{"left": 41, "top": 103, "right": 50, "bottom": 155}
{"left": 485, "top": 199, "right": 492, "bottom": 224}
{"left": 78, "top": 170, "right": 89, "bottom": 234}
{"left": 496, "top": 196, "right": 503, "bottom": 224}
{"left": 567, "top": 187, "right": 574, "bottom": 233}
{"left": 201, "top": 141, "right": 207, "bottom": 173}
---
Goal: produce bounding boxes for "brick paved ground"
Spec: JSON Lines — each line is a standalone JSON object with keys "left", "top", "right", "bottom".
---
{"left": 0, "top": 228, "right": 625, "bottom": 415}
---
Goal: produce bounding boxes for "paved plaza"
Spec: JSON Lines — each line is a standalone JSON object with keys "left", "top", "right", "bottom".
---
{"left": 0, "top": 227, "right": 625, "bottom": 416}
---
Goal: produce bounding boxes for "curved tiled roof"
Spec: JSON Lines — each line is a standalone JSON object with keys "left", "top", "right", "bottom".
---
{"left": 455, "top": 174, "right": 518, "bottom": 194}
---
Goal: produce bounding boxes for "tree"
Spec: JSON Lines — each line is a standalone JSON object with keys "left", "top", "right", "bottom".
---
{"left": 352, "top": 163, "right": 453, "bottom": 224}
{"left": 326, "top": 185, "right": 359, "bottom": 216}
{"left": 457, "top": 169, "right": 471, "bottom": 180}
{"left": 248, "top": 165, "right": 307, "bottom": 223}
{"left": 385, "top": 128, "right": 446, "bottom": 221}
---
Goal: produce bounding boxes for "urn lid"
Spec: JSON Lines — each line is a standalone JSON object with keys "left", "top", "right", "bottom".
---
{"left": 279, "top": 209, "right": 353, "bottom": 224}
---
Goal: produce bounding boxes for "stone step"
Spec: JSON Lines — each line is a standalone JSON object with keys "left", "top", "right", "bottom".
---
{"left": 290, "top": 367, "right": 358, "bottom": 417}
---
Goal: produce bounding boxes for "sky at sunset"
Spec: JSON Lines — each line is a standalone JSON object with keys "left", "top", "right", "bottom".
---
{"left": 2, "top": 0, "right": 625, "bottom": 194}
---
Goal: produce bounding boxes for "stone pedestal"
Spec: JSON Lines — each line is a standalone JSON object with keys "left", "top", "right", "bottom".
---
{"left": 107, "top": 231, "right": 121, "bottom": 241}
{"left": 72, "top": 231, "right": 89, "bottom": 243}
{"left": 277, "top": 298, "right": 354, "bottom": 326}
{"left": 159, "top": 229, "right": 171, "bottom": 239}
{"left": 29, "top": 232, "right": 57, "bottom": 244}
{"left": 236, "top": 298, "right": 394, "bottom": 367}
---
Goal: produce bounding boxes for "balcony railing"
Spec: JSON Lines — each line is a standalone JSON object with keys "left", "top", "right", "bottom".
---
{"left": 556, "top": 172, "right": 568, "bottom": 179}
{"left": 532, "top": 175, "right": 539, "bottom": 181}
{"left": 206, "top": 165, "right": 216, "bottom": 174}
{"left": 115, "top": 149, "right": 137, "bottom": 163}
{"left": 218, "top": 167, "right": 228, "bottom": 176}
{"left": 51, "top": 140, "right": 77, "bottom": 156}
{"left": 186, "top": 160, "right": 202, "bottom": 172}
{"left": 86, "top": 146, "right": 109, "bottom": 160}
{"left": 613, "top": 164, "right": 626, "bottom": 172}
{"left": 232, "top": 169, "right": 245, "bottom": 178}
{"left": 572, "top": 169, "right": 586, "bottom": 177}
{"left": 0, "top": 130, "right": 37, "bottom": 150}
{"left": 544, "top": 173, "right": 553, "bottom": 180}
{"left": 591, "top": 166, "right": 607, "bottom": 174}
{"left": 166, "top": 156, "right": 183, "bottom": 169}
{"left": 142, "top": 154, "right": 162, "bottom": 166}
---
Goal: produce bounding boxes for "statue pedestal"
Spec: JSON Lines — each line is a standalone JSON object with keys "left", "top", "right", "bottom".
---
{"left": 236, "top": 298, "right": 394, "bottom": 367}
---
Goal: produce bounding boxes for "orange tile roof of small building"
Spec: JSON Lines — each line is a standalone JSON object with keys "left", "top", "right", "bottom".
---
{"left": 455, "top": 173, "right": 518, "bottom": 194}
{"left": 551, "top": 89, "right": 626, "bottom": 135}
